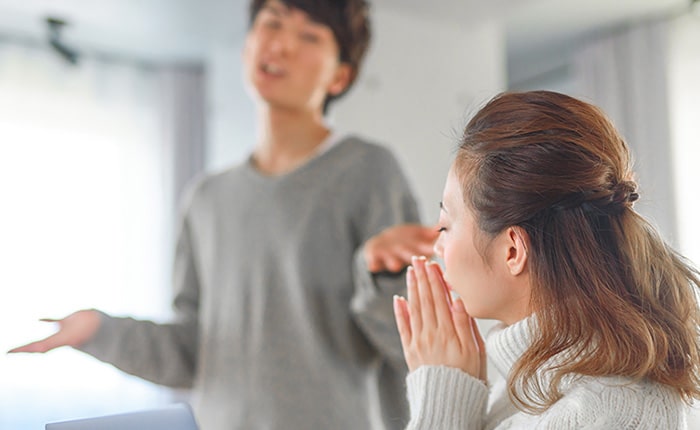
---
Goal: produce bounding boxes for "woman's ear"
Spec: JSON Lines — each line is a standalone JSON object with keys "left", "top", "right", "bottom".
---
{"left": 505, "top": 226, "right": 529, "bottom": 276}
{"left": 327, "top": 63, "right": 352, "bottom": 96}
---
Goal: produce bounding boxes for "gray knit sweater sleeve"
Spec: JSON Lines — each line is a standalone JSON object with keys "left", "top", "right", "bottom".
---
{"left": 349, "top": 142, "right": 421, "bottom": 368}
{"left": 346, "top": 142, "right": 422, "bottom": 428}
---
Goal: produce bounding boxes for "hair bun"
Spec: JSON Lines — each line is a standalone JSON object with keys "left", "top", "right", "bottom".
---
{"left": 613, "top": 180, "right": 639, "bottom": 207}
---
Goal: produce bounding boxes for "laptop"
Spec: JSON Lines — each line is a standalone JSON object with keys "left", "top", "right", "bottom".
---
{"left": 45, "top": 403, "right": 199, "bottom": 430}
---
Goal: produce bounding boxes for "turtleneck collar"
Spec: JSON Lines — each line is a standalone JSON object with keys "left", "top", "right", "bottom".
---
{"left": 485, "top": 316, "right": 535, "bottom": 379}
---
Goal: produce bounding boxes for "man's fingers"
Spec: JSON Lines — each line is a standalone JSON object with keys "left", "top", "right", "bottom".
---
{"left": 8, "top": 318, "right": 66, "bottom": 353}
{"left": 368, "top": 249, "right": 412, "bottom": 273}
{"left": 404, "top": 242, "right": 435, "bottom": 260}
{"left": 418, "top": 225, "right": 440, "bottom": 240}
{"left": 367, "top": 258, "right": 381, "bottom": 273}
{"left": 8, "top": 335, "right": 58, "bottom": 353}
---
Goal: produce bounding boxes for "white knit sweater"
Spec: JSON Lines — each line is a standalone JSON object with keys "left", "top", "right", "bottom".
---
{"left": 405, "top": 317, "right": 689, "bottom": 429}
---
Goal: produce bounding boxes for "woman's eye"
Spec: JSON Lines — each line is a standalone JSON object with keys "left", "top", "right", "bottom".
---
{"left": 437, "top": 227, "right": 447, "bottom": 233}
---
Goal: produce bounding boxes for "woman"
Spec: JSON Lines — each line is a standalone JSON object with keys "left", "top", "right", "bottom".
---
{"left": 394, "top": 90, "right": 700, "bottom": 429}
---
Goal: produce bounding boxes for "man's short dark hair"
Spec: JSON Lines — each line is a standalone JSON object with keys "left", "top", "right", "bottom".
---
{"left": 249, "top": 0, "right": 371, "bottom": 112}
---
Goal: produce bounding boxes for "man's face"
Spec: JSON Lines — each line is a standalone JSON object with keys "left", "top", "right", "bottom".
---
{"left": 243, "top": 0, "right": 350, "bottom": 113}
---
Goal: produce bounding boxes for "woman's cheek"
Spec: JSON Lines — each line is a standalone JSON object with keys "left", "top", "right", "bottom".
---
{"left": 442, "top": 250, "right": 457, "bottom": 288}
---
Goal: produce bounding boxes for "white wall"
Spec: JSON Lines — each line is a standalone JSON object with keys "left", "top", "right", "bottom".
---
{"left": 204, "top": 7, "right": 506, "bottom": 221}
{"left": 333, "top": 9, "right": 505, "bottom": 221}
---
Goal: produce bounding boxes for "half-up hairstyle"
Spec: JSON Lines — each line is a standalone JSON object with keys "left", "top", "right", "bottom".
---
{"left": 455, "top": 90, "right": 700, "bottom": 412}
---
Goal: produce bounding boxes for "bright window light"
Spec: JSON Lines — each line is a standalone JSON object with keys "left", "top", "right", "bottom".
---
{"left": 0, "top": 44, "right": 175, "bottom": 428}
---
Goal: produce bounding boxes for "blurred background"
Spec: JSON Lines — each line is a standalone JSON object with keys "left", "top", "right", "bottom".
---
{"left": 0, "top": 0, "right": 698, "bottom": 427}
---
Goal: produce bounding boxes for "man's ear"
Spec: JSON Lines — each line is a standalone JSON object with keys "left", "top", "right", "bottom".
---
{"left": 505, "top": 226, "right": 529, "bottom": 276}
{"left": 327, "top": 63, "right": 353, "bottom": 96}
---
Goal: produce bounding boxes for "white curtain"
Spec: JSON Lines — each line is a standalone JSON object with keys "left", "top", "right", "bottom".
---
{"left": 0, "top": 41, "right": 204, "bottom": 428}
{"left": 668, "top": 13, "right": 700, "bottom": 426}
{"left": 572, "top": 19, "right": 678, "bottom": 245}
{"left": 668, "top": 14, "right": 700, "bottom": 267}
{"left": 572, "top": 17, "right": 700, "bottom": 424}
{"left": 159, "top": 66, "right": 207, "bottom": 210}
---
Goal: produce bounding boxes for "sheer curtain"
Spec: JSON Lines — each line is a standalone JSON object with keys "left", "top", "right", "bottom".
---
{"left": 571, "top": 16, "right": 700, "bottom": 425}
{"left": 669, "top": 14, "right": 700, "bottom": 268}
{"left": 668, "top": 14, "right": 700, "bottom": 426}
{"left": 572, "top": 19, "right": 678, "bottom": 246}
{"left": 0, "top": 41, "right": 204, "bottom": 428}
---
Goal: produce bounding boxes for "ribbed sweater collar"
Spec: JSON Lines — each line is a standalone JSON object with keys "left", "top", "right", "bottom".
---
{"left": 485, "top": 316, "right": 535, "bottom": 379}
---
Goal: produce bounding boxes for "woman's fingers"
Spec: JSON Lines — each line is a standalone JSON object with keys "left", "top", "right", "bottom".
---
{"left": 426, "top": 262, "right": 455, "bottom": 333}
{"left": 400, "top": 258, "right": 488, "bottom": 381}
{"left": 393, "top": 295, "right": 414, "bottom": 369}
{"left": 430, "top": 263, "right": 453, "bottom": 307}
{"left": 406, "top": 266, "right": 422, "bottom": 335}
{"left": 412, "top": 256, "right": 437, "bottom": 328}
{"left": 393, "top": 295, "right": 411, "bottom": 342}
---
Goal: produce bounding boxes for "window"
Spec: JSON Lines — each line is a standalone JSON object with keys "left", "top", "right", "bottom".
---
{"left": 0, "top": 43, "right": 176, "bottom": 428}
{"left": 669, "top": 14, "right": 700, "bottom": 267}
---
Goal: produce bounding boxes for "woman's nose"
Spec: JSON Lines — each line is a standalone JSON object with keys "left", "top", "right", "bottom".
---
{"left": 433, "top": 237, "right": 443, "bottom": 258}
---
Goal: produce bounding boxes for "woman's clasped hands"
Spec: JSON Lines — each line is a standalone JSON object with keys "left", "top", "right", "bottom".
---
{"left": 393, "top": 256, "right": 487, "bottom": 383}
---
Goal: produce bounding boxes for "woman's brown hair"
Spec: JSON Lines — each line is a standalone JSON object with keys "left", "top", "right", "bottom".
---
{"left": 455, "top": 90, "right": 700, "bottom": 411}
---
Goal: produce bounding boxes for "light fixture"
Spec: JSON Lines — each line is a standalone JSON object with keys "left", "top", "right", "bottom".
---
{"left": 46, "top": 17, "right": 79, "bottom": 65}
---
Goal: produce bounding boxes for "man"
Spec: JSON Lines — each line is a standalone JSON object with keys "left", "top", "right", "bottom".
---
{"left": 11, "top": 1, "right": 436, "bottom": 428}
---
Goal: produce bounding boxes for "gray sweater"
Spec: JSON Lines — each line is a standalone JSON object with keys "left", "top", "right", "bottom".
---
{"left": 80, "top": 136, "right": 421, "bottom": 429}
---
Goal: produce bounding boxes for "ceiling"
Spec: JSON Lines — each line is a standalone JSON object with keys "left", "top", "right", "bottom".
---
{"left": 503, "top": 0, "right": 688, "bottom": 56}
{"left": 0, "top": 0, "right": 691, "bottom": 64}
{"left": 0, "top": 0, "right": 242, "bottom": 63}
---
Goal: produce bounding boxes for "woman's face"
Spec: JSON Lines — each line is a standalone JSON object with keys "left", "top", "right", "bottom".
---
{"left": 433, "top": 165, "right": 530, "bottom": 324}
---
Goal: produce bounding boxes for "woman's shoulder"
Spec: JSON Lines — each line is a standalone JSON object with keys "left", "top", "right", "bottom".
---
{"left": 550, "top": 376, "right": 687, "bottom": 429}
{"left": 573, "top": 375, "right": 679, "bottom": 402}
